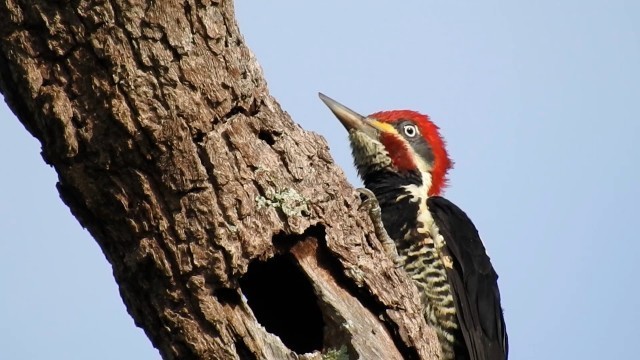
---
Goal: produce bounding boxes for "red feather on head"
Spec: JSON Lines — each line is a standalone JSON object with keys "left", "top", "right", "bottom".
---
{"left": 368, "top": 110, "right": 453, "bottom": 196}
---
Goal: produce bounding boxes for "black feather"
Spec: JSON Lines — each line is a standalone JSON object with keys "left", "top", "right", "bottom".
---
{"left": 363, "top": 169, "right": 422, "bottom": 250}
{"left": 427, "top": 196, "right": 509, "bottom": 360}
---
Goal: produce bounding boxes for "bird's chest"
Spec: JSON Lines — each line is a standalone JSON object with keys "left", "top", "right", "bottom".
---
{"left": 380, "top": 194, "right": 446, "bottom": 256}
{"left": 391, "top": 200, "right": 448, "bottom": 275}
{"left": 380, "top": 196, "right": 454, "bottom": 308}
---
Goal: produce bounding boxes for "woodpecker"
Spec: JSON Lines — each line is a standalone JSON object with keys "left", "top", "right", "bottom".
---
{"left": 319, "top": 93, "right": 508, "bottom": 360}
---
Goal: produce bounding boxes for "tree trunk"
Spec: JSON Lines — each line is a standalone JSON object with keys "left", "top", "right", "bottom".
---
{"left": 0, "top": 1, "right": 439, "bottom": 359}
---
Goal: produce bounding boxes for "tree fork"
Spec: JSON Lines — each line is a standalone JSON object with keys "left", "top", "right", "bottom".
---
{"left": 0, "top": 1, "right": 439, "bottom": 359}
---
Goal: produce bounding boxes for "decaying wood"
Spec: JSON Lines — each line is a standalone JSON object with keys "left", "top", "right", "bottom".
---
{"left": 0, "top": 0, "right": 440, "bottom": 359}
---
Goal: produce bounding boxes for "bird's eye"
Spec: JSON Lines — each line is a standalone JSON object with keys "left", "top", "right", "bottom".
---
{"left": 403, "top": 124, "right": 418, "bottom": 138}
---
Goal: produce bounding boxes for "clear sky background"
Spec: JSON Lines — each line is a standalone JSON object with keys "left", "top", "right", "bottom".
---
{"left": 1, "top": 1, "right": 639, "bottom": 359}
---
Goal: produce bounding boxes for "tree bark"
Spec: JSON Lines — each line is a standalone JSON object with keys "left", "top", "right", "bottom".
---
{"left": 0, "top": 1, "right": 440, "bottom": 359}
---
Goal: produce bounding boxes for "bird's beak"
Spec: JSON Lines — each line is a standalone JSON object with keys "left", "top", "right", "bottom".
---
{"left": 318, "top": 93, "right": 392, "bottom": 138}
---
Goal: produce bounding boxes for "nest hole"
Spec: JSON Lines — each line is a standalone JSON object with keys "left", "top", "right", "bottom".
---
{"left": 240, "top": 254, "right": 324, "bottom": 354}
{"left": 258, "top": 129, "right": 278, "bottom": 145}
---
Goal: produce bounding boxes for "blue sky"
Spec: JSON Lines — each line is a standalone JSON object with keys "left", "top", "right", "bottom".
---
{"left": 1, "top": 1, "right": 639, "bottom": 359}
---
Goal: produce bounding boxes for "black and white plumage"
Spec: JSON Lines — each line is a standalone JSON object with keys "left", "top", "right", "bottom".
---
{"left": 428, "top": 196, "right": 508, "bottom": 360}
{"left": 319, "top": 93, "right": 508, "bottom": 360}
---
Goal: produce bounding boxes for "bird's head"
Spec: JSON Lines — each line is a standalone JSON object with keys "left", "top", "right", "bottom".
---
{"left": 319, "top": 93, "right": 452, "bottom": 196}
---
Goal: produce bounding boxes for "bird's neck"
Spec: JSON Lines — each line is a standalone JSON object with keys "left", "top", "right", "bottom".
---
{"left": 363, "top": 169, "right": 432, "bottom": 250}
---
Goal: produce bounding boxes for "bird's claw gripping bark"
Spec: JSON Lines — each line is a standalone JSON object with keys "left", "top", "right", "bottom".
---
{"left": 357, "top": 188, "right": 402, "bottom": 267}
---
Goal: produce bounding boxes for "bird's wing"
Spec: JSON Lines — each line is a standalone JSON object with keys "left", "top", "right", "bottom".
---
{"left": 427, "top": 196, "right": 508, "bottom": 360}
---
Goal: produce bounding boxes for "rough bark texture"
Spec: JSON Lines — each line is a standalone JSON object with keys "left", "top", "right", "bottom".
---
{"left": 0, "top": 1, "right": 440, "bottom": 359}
